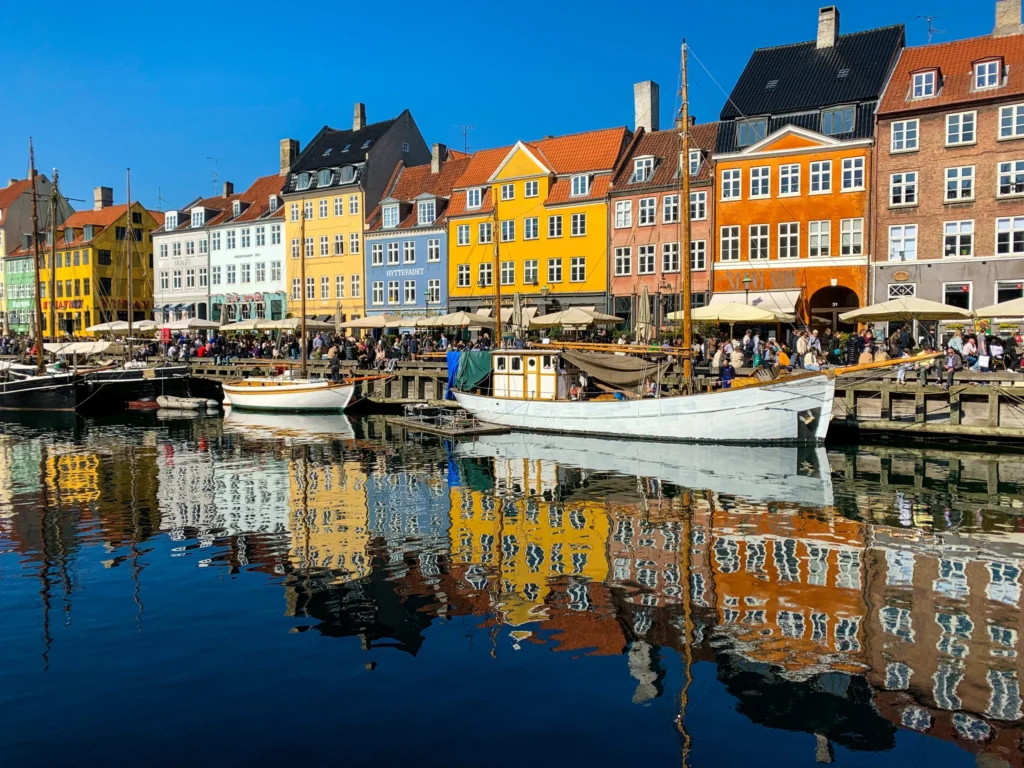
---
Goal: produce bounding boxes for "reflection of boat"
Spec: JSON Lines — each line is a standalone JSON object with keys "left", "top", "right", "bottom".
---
{"left": 222, "top": 407, "right": 356, "bottom": 442}
{"left": 454, "top": 431, "right": 833, "bottom": 507}
{"left": 221, "top": 378, "right": 354, "bottom": 412}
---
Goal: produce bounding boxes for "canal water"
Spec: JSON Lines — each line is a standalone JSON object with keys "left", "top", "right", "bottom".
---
{"left": 0, "top": 413, "right": 1021, "bottom": 767}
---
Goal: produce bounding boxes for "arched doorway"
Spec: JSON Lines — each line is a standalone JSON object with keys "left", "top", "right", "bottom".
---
{"left": 808, "top": 286, "right": 859, "bottom": 333}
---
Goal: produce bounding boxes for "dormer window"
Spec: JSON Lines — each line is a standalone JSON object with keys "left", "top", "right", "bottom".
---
{"left": 822, "top": 105, "right": 855, "bottom": 136}
{"left": 417, "top": 200, "right": 436, "bottom": 225}
{"left": 570, "top": 175, "right": 589, "bottom": 197}
{"left": 340, "top": 166, "right": 355, "bottom": 184}
{"left": 912, "top": 70, "right": 937, "bottom": 98}
{"left": 688, "top": 150, "right": 702, "bottom": 176}
{"left": 361, "top": 139, "right": 372, "bottom": 149}
{"left": 322, "top": 147, "right": 333, "bottom": 157}
{"left": 232, "top": 200, "right": 241, "bottom": 217}
{"left": 317, "top": 169, "right": 332, "bottom": 187}
{"left": 736, "top": 118, "right": 767, "bottom": 147}
{"left": 165, "top": 212, "right": 178, "bottom": 230}
{"left": 64, "top": 228, "right": 73, "bottom": 243}
{"left": 631, "top": 157, "right": 654, "bottom": 183}
{"left": 975, "top": 59, "right": 1002, "bottom": 90}
{"left": 467, "top": 188, "right": 482, "bottom": 209}
{"left": 383, "top": 204, "right": 400, "bottom": 228}
{"left": 191, "top": 209, "right": 204, "bottom": 228}
{"left": 83, "top": 225, "right": 94, "bottom": 240}
{"left": 268, "top": 195, "right": 278, "bottom": 212}
{"left": 296, "top": 172, "right": 311, "bottom": 190}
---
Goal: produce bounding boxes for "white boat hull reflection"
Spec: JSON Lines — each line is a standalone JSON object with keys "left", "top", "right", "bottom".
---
{"left": 455, "top": 432, "right": 833, "bottom": 507}
{"left": 222, "top": 408, "right": 356, "bottom": 443}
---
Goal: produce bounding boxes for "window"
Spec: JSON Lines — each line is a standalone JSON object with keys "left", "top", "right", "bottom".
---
{"left": 747, "top": 166, "right": 770, "bottom": 198}
{"left": 172, "top": 242, "right": 181, "bottom": 257}
{"left": 891, "top": 172, "right": 917, "bottom": 206}
{"left": 1000, "top": 104, "right": 1024, "bottom": 139}
{"left": 842, "top": 157, "right": 865, "bottom": 190}
{"left": 809, "top": 220, "right": 831, "bottom": 257}
{"left": 523, "top": 259, "right": 538, "bottom": 285}
{"left": 457, "top": 264, "right": 470, "bottom": 287}
{"left": 943, "top": 282, "right": 972, "bottom": 310}
{"left": 548, "top": 215, "right": 562, "bottom": 238}
{"left": 638, "top": 245, "right": 655, "bottom": 274}
{"left": 638, "top": 197, "right": 656, "bottom": 225}
{"left": 500, "top": 260, "right": 514, "bottom": 286}
{"left": 945, "top": 166, "right": 974, "bottom": 201}
{"left": 688, "top": 241, "right": 705, "bottom": 271}
{"left": 467, "top": 188, "right": 482, "bottom": 209}
{"left": 570, "top": 257, "right": 586, "bottom": 282}
{"left": 415, "top": 200, "right": 436, "bottom": 225}
{"left": 427, "top": 279, "right": 441, "bottom": 303}
{"left": 477, "top": 263, "right": 492, "bottom": 287}
{"left": 289, "top": 203, "right": 299, "bottom": 222}
{"left": 191, "top": 209, "right": 203, "bottom": 227}
{"left": 271, "top": 262, "right": 281, "bottom": 281}
{"left": 892, "top": 119, "right": 919, "bottom": 152}
{"left": 614, "top": 200, "right": 632, "bottom": 229}
{"left": 999, "top": 161, "right": 1024, "bottom": 196}
{"left": 159, "top": 272, "right": 169, "bottom": 291}
{"left": 291, "top": 278, "right": 301, "bottom": 300}
{"left": 320, "top": 275, "right": 329, "bottom": 299}
{"left": 226, "top": 265, "right": 236, "bottom": 284}
{"left": 212, "top": 231, "right": 221, "bottom": 251}
{"left": 524, "top": 217, "right": 539, "bottom": 240}
{"left": 614, "top": 247, "right": 631, "bottom": 276}
{"left": 304, "top": 237, "right": 314, "bottom": 258}
{"left": 402, "top": 241, "right": 415, "bottom": 264}
{"left": 334, "top": 197, "right": 343, "bottom": 217}
{"left": 388, "top": 280, "right": 400, "bottom": 303}
{"left": 689, "top": 150, "right": 701, "bottom": 176}
{"left": 779, "top": 164, "right": 800, "bottom": 195}
{"left": 349, "top": 196, "right": 359, "bottom": 215}
{"left": 944, "top": 221, "right": 974, "bottom": 258}
{"left": 427, "top": 238, "right": 440, "bottom": 262}
{"left": 212, "top": 266, "right": 222, "bottom": 285}
{"left": 500, "top": 220, "right": 515, "bottom": 242}
{"left": 185, "top": 268, "right": 196, "bottom": 288}
{"left": 660, "top": 193, "right": 678, "bottom": 223}
{"left": 501, "top": 183, "right": 515, "bottom": 201}
{"left": 997, "top": 280, "right": 1024, "bottom": 303}
{"left": 976, "top": 60, "right": 1000, "bottom": 89}
{"left": 779, "top": 222, "right": 799, "bottom": 258}
{"left": 912, "top": 70, "right": 936, "bottom": 98}
{"left": 663, "top": 242, "right": 681, "bottom": 273}
{"left": 158, "top": 243, "right": 168, "bottom": 259}
{"left": 889, "top": 224, "right": 918, "bottom": 261}
{"left": 255, "top": 227, "right": 265, "bottom": 247}
{"left": 525, "top": 180, "right": 539, "bottom": 197}
{"left": 350, "top": 234, "right": 359, "bottom": 255}
{"left": 570, "top": 213, "right": 586, "bottom": 236}
{"left": 747, "top": 224, "right": 769, "bottom": 260}
{"left": 290, "top": 238, "right": 299, "bottom": 259}
{"left": 736, "top": 118, "right": 766, "bottom": 147}
{"left": 631, "top": 157, "right": 654, "bottom": 183}
{"left": 303, "top": 201, "right": 313, "bottom": 220}
{"left": 319, "top": 235, "right": 329, "bottom": 256}
{"left": 226, "top": 230, "right": 237, "bottom": 249}
{"left": 332, "top": 233, "right": 343, "bottom": 256}
{"left": 841, "top": 218, "right": 863, "bottom": 255}
{"left": 548, "top": 258, "right": 562, "bottom": 283}
{"left": 478, "top": 222, "right": 492, "bottom": 244}
{"left": 722, "top": 169, "right": 741, "bottom": 199}
{"left": 172, "top": 269, "right": 182, "bottom": 289}
{"left": 387, "top": 242, "right": 400, "bottom": 265}
{"left": 383, "top": 204, "right": 399, "bottom": 228}
{"left": 721, "top": 226, "right": 740, "bottom": 261}
{"left": 946, "top": 112, "right": 976, "bottom": 146}
{"left": 404, "top": 280, "right": 416, "bottom": 304}
{"left": 571, "top": 175, "right": 589, "bottom": 197}
{"left": 822, "top": 105, "right": 854, "bottom": 135}
{"left": 318, "top": 199, "right": 328, "bottom": 218}
{"left": 810, "top": 161, "right": 832, "bottom": 193}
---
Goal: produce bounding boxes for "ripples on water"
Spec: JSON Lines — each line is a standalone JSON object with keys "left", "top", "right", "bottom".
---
{"left": 0, "top": 412, "right": 1021, "bottom": 766}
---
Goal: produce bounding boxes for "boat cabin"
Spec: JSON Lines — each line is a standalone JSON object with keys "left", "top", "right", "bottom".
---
{"left": 491, "top": 350, "right": 566, "bottom": 401}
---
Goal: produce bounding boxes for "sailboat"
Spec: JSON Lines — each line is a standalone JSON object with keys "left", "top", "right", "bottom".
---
{"left": 451, "top": 42, "right": 837, "bottom": 444}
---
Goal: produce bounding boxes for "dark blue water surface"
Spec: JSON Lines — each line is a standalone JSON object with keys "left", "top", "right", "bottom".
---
{"left": 0, "top": 412, "right": 1020, "bottom": 767}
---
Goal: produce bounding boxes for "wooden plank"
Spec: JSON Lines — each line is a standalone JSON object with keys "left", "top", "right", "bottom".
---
{"left": 949, "top": 390, "right": 961, "bottom": 426}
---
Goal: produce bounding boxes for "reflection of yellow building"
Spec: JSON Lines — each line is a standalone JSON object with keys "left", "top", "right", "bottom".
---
{"left": 288, "top": 459, "right": 370, "bottom": 581}
{"left": 45, "top": 453, "right": 102, "bottom": 504}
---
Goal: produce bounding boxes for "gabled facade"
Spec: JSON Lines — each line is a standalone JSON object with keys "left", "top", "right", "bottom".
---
{"left": 714, "top": 8, "right": 904, "bottom": 330}
{"left": 447, "top": 126, "right": 631, "bottom": 315}
{"left": 872, "top": 0, "right": 1024, "bottom": 319}
{"left": 609, "top": 86, "right": 718, "bottom": 327}
{"left": 364, "top": 144, "right": 471, "bottom": 317}
{"left": 281, "top": 104, "right": 430, "bottom": 324}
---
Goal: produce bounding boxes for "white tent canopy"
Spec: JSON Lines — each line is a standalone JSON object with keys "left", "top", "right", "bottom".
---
{"left": 44, "top": 341, "right": 124, "bottom": 356}
{"left": 162, "top": 317, "right": 222, "bottom": 331}
{"left": 839, "top": 297, "right": 972, "bottom": 322}
{"left": 86, "top": 320, "right": 158, "bottom": 334}
{"left": 220, "top": 319, "right": 261, "bottom": 331}
{"left": 417, "top": 311, "right": 496, "bottom": 328}
{"left": 974, "top": 297, "right": 1024, "bottom": 318}
{"left": 668, "top": 303, "right": 794, "bottom": 324}
{"left": 220, "top": 318, "right": 335, "bottom": 332}
{"left": 531, "top": 307, "right": 621, "bottom": 328}
{"left": 345, "top": 315, "right": 404, "bottom": 329}
{"left": 709, "top": 290, "right": 801, "bottom": 316}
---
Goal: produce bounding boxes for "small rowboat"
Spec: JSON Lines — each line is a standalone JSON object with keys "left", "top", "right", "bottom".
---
{"left": 221, "top": 374, "right": 389, "bottom": 413}
{"left": 156, "top": 395, "right": 219, "bottom": 410}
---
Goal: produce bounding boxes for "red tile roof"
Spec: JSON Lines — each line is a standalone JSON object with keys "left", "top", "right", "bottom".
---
{"left": 217, "top": 174, "right": 286, "bottom": 225}
{"left": 611, "top": 122, "right": 719, "bottom": 191}
{"left": 544, "top": 174, "right": 611, "bottom": 206}
{"left": 53, "top": 204, "right": 162, "bottom": 248}
{"left": 879, "top": 33, "right": 1024, "bottom": 115}
{"left": 365, "top": 154, "right": 473, "bottom": 232}
{"left": 0, "top": 178, "right": 38, "bottom": 227}
{"left": 446, "top": 186, "right": 494, "bottom": 218}
{"left": 451, "top": 146, "right": 513, "bottom": 188}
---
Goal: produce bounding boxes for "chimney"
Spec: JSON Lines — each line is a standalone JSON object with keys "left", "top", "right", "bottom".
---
{"left": 431, "top": 143, "right": 447, "bottom": 174}
{"left": 93, "top": 186, "right": 113, "bottom": 211}
{"left": 633, "top": 81, "right": 660, "bottom": 132}
{"left": 817, "top": 6, "right": 839, "bottom": 48}
{"left": 279, "top": 138, "right": 299, "bottom": 177}
{"left": 222, "top": 181, "right": 234, "bottom": 197}
{"left": 7, "top": 178, "right": 17, "bottom": 187}
{"left": 353, "top": 102, "right": 366, "bottom": 131}
{"left": 995, "top": 0, "right": 1024, "bottom": 36}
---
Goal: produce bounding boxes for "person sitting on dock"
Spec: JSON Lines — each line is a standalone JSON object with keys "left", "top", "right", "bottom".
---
{"left": 895, "top": 349, "right": 913, "bottom": 384}
{"left": 941, "top": 346, "right": 963, "bottom": 389}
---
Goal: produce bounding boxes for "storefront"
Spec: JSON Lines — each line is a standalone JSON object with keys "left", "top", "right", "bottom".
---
{"left": 210, "top": 291, "right": 286, "bottom": 323}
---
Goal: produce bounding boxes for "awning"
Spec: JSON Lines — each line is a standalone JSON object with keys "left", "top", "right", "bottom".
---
{"left": 709, "top": 290, "right": 801, "bottom": 315}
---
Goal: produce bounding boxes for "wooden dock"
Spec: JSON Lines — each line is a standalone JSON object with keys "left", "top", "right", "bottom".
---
{"left": 384, "top": 415, "right": 509, "bottom": 438}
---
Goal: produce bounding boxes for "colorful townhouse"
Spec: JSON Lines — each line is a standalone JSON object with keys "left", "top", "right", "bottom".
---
{"left": 712, "top": 8, "right": 905, "bottom": 332}
{"left": 446, "top": 126, "right": 631, "bottom": 316}
{"left": 609, "top": 81, "right": 718, "bottom": 327}
{"left": 873, "top": 0, "right": 1024, "bottom": 319}
{"left": 364, "top": 144, "right": 471, "bottom": 318}
{"left": 280, "top": 104, "right": 430, "bottom": 324}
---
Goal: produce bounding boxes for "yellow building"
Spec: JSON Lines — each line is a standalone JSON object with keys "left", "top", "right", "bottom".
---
{"left": 446, "top": 127, "right": 630, "bottom": 314}
{"left": 280, "top": 104, "right": 429, "bottom": 324}
{"left": 39, "top": 189, "right": 162, "bottom": 335}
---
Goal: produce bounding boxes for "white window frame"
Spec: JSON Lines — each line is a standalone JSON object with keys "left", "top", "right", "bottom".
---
{"left": 383, "top": 204, "right": 400, "bottom": 228}
{"left": 477, "top": 263, "right": 492, "bottom": 288}
{"left": 333, "top": 233, "right": 344, "bottom": 256}
{"left": 570, "top": 175, "right": 589, "bottom": 197}
{"left": 889, "top": 224, "right": 919, "bottom": 262}
{"left": 689, "top": 240, "right": 705, "bottom": 271}
{"left": 387, "top": 242, "right": 400, "bottom": 265}
{"left": 779, "top": 164, "right": 800, "bottom": 196}
{"left": 548, "top": 215, "right": 562, "bottom": 238}
{"left": 996, "top": 217, "right": 1024, "bottom": 255}
{"left": 721, "top": 169, "right": 741, "bottom": 200}
{"left": 478, "top": 222, "right": 492, "bottom": 244}
{"left": 457, "top": 264, "right": 471, "bottom": 288}
{"left": 524, "top": 217, "right": 539, "bottom": 240}
{"left": 748, "top": 224, "right": 769, "bottom": 260}
{"left": 403, "top": 241, "right": 416, "bottom": 264}
{"left": 427, "top": 279, "right": 441, "bottom": 303}
{"left": 524, "top": 180, "right": 539, "bottom": 198}
{"left": 350, "top": 275, "right": 360, "bottom": 298}
{"left": 840, "top": 218, "right": 863, "bottom": 256}
{"left": 457, "top": 224, "right": 470, "bottom": 246}
{"left": 809, "top": 220, "right": 831, "bottom": 257}
{"left": 417, "top": 200, "right": 436, "bottom": 225}
{"left": 403, "top": 280, "right": 416, "bottom": 304}
{"left": 637, "top": 245, "right": 655, "bottom": 275}
{"left": 912, "top": 70, "right": 936, "bottom": 99}
{"left": 942, "top": 281, "right": 973, "bottom": 311}
{"left": 810, "top": 161, "right": 832, "bottom": 194}
{"left": 614, "top": 247, "right": 631, "bottom": 276}
{"left": 523, "top": 260, "right": 538, "bottom": 285}
{"left": 946, "top": 111, "right": 977, "bottom": 147}
{"left": 665, "top": 193, "right": 681, "bottom": 223}
{"left": 720, "top": 225, "right": 740, "bottom": 261}
{"left": 945, "top": 166, "right": 975, "bottom": 202}
{"left": 570, "top": 213, "right": 586, "bottom": 237}
{"left": 387, "top": 280, "right": 400, "bottom": 304}
{"left": 334, "top": 197, "right": 344, "bottom": 216}
{"left": 570, "top": 256, "right": 586, "bottom": 283}
{"left": 890, "top": 171, "right": 917, "bottom": 207}
{"left": 614, "top": 200, "right": 632, "bottom": 229}
{"left": 975, "top": 60, "right": 1001, "bottom": 90}
{"left": 547, "top": 258, "right": 562, "bottom": 283}
{"left": 998, "top": 161, "right": 1024, "bottom": 198}
{"left": 372, "top": 281, "right": 384, "bottom": 305}
{"left": 749, "top": 166, "right": 770, "bottom": 199}
{"left": 500, "top": 260, "right": 515, "bottom": 286}
{"left": 999, "top": 104, "right": 1024, "bottom": 140}
{"left": 841, "top": 157, "right": 865, "bottom": 191}
{"left": 778, "top": 222, "right": 799, "bottom": 259}
{"left": 500, "top": 220, "right": 515, "bottom": 242}
{"left": 371, "top": 242, "right": 383, "bottom": 266}
{"left": 319, "top": 199, "right": 328, "bottom": 218}
{"left": 663, "top": 242, "right": 681, "bottom": 273}
{"left": 631, "top": 157, "right": 654, "bottom": 183}
{"left": 427, "top": 238, "right": 440, "bottom": 262}
{"left": 501, "top": 183, "right": 515, "bottom": 201}
{"left": 467, "top": 188, "right": 482, "bottom": 209}
{"left": 638, "top": 197, "right": 656, "bottom": 226}
{"left": 891, "top": 119, "right": 920, "bottom": 152}
{"left": 943, "top": 220, "right": 974, "bottom": 258}
{"left": 349, "top": 195, "right": 359, "bottom": 215}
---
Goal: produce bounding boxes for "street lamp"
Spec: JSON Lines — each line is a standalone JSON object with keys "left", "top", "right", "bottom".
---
{"left": 743, "top": 275, "right": 752, "bottom": 305}
{"left": 540, "top": 285, "right": 550, "bottom": 297}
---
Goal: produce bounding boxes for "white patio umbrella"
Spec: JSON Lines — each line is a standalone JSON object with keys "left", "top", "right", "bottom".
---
{"left": 839, "top": 297, "right": 972, "bottom": 322}
{"left": 345, "top": 315, "right": 399, "bottom": 329}
{"left": 668, "top": 303, "right": 793, "bottom": 324}
{"left": 87, "top": 320, "right": 158, "bottom": 334}
{"left": 256, "top": 317, "right": 336, "bottom": 331}
{"left": 220, "top": 319, "right": 261, "bottom": 331}
{"left": 162, "top": 317, "right": 222, "bottom": 331}
{"left": 531, "top": 307, "right": 621, "bottom": 328}
{"left": 974, "top": 297, "right": 1024, "bottom": 318}
{"left": 422, "top": 311, "right": 496, "bottom": 328}
{"left": 636, "top": 286, "right": 653, "bottom": 343}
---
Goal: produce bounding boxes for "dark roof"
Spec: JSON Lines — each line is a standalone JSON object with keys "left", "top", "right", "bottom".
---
{"left": 716, "top": 101, "right": 877, "bottom": 152}
{"left": 719, "top": 24, "right": 905, "bottom": 119}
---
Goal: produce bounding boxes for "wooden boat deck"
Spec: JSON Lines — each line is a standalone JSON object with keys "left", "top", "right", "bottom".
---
{"left": 385, "top": 415, "right": 509, "bottom": 438}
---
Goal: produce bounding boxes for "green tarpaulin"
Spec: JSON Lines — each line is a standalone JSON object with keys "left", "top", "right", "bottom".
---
{"left": 561, "top": 349, "right": 672, "bottom": 390}
{"left": 455, "top": 350, "right": 492, "bottom": 390}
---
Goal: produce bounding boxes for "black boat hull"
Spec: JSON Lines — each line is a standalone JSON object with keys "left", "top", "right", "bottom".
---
{"left": 0, "top": 374, "right": 79, "bottom": 411}
{"left": 76, "top": 365, "right": 191, "bottom": 411}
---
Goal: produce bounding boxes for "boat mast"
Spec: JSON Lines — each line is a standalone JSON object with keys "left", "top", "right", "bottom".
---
{"left": 29, "top": 139, "right": 46, "bottom": 375}
{"left": 679, "top": 40, "right": 693, "bottom": 380}
{"left": 126, "top": 169, "right": 134, "bottom": 359}
{"left": 48, "top": 170, "right": 59, "bottom": 342}
{"left": 492, "top": 191, "right": 502, "bottom": 347}
{"left": 299, "top": 205, "right": 308, "bottom": 378}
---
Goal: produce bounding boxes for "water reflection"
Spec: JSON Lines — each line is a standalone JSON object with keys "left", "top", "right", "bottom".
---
{"left": 0, "top": 415, "right": 1021, "bottom": 765}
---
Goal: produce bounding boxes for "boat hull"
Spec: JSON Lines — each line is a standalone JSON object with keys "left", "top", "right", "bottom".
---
{"left": 221, "top": 379, "right": 354, "bottom": 412}
{"left": 0, "top": 374, "right": 79, "bottom": 411}
{"left": 453, "top": 373, "right": 835, "bottom": 444}
{"left": 77, "top": 365, "right": 191, "bottom": 412}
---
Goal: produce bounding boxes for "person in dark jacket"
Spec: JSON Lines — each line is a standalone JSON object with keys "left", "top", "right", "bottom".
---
{"left": 844, "top": 332, "right": 862, "bottom": 365}
{"left": 720, "top": 360, "right": 736, "bottom": 389}
{"left": 942, "top": 347, "right": 963, "bottom": 389}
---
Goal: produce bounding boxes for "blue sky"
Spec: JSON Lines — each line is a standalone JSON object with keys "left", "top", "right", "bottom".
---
{"left": 1, "top": 0, "right": 996, "bottom": 213}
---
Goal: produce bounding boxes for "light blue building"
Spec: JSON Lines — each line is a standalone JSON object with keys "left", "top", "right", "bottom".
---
{"left": 364, "top": 145, "right": 469, "bottom": 318}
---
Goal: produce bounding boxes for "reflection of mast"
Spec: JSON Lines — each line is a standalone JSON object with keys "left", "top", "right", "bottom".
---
{"left": 127, "top": 443, "right": 145, "bottom": 628}
{"left": 676, "top": 489, "right": 694, "bottom": 766}
{"left": 37, "top": 442, "right": 53, "bottom": 669}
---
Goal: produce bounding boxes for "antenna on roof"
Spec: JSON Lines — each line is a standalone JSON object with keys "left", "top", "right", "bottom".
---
{"left": 452, "top": 124, "right": 476, "bottom": 154}
{"left": 156, "top": 187, "right": 168, "bottom": 212}
{"left": 206, "top": 156, "right": 225, "bottom": 196}
{"left": 916, "top": 15, "right": 945, "bottom": 45}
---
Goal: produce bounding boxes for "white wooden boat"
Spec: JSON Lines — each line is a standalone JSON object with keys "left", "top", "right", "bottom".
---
{"left": 221, "top": 377, "right": 354, "bottom": 412}
{"left": 156, "top": 395, "right": 218, "bottom": 410}
{"left": 451, "top": 350, "right": 834, "bottom": 444}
